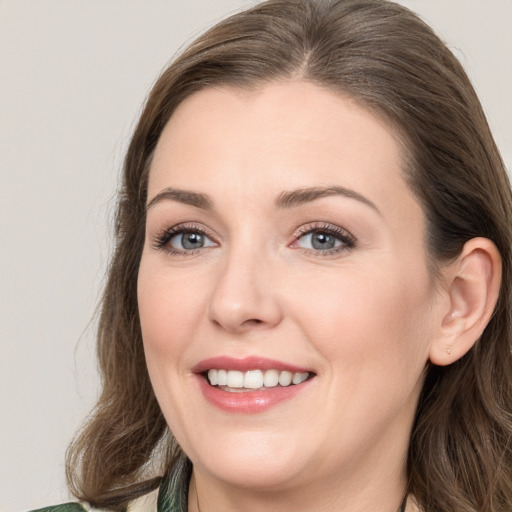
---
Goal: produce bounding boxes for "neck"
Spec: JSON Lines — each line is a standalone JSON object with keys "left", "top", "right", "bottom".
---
{"left": 188, "top": 463, "right": 410, "bottom": 512}
{"left": 186, "top": 394, "right": 420, "bottom": 512}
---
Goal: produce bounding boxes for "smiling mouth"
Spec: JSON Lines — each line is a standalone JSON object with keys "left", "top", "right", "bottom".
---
{"left": 206, "top": 369, "right": 313, "bottom": 392}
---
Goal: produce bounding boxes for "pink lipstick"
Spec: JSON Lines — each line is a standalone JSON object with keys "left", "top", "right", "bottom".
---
{"left": 193, "top": 356, "right": 314, "bottom": 413}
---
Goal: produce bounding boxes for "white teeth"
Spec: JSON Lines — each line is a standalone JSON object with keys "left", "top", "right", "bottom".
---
{"left": 292, "top": 372, "right": 309, "bottom": 385}
{"left": 208, "top": 369, "right": 218, "bottom": 385}
{"left": 226, "top": 370, "right": 244, "bottom": 388}
{"left": 206, "top": 368, "right": 310, "bottom": 389}
{"left": 263, "top": 369, "right": 279, "bottom": 387}
{"left": 217, "top": 369, "right": 227, "bottom": 386}
{"left": 244, "top": 370, "right": 264, "bottom": 389}
{"left": 278, "top": 371, "right": 293, "bottom": 386}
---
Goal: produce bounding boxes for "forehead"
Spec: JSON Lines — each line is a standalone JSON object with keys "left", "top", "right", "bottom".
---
{"left": 148, "top": 81, "right": 418, "bottom": 221}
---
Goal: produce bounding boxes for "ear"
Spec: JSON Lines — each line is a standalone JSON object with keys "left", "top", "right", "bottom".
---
{"left": 429, "top": 237, "right": 502, "bottom": 366}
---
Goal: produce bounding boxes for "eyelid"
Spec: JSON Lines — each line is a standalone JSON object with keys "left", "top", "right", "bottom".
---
{"left": 290, "top": 222, "right": 356, "bottom": 254}
{"left": 150, "top": 220, "right": 355, "bottom": 257}
{"left": 151, "top": 222, "right": 219, "bottom": 253}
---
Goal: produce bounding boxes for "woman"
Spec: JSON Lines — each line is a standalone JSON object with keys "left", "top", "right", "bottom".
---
{"left": 35, "top": 0, "right": 512, "bottom": 511}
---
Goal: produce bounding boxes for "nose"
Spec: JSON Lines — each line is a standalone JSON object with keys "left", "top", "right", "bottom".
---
{"left": 208, "top": 247, "right": 283, "bottom": 334}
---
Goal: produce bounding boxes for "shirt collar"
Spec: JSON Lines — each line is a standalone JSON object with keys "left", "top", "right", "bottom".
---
{"left": 157, "top": 455, "right": 192, "bottom": 512}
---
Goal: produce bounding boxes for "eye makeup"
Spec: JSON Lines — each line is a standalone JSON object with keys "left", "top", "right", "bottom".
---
{"left": 151, "top": 222, "right": 218, "bottom": 256}
{"left": 150, "top": 219, "right": 356, "bottom": 259}
{"left": 291, "top": 222, "right": 357, "bottom": 257}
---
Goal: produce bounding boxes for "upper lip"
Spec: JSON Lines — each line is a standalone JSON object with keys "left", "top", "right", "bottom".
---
{"left": 192, "top": 356, "right": 313, "bottom": 374}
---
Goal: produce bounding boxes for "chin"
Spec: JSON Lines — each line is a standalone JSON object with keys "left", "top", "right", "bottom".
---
{"left": 186, "top": 430, "right": 310, "bottom": 490}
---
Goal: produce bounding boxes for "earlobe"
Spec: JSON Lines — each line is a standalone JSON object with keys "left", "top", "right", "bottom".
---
{"left": 429, "top": 238, "right": 502, "bottom": 366}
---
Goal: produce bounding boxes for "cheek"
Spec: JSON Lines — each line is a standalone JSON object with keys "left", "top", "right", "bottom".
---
{"left": 137, "top": 259, "right": 206, "bottom": 358}
{"left": 137, "top": 259, "right": 206, "bottom": 427}
{"left": 287, "top": 262, "right": 434, "bottom": 375}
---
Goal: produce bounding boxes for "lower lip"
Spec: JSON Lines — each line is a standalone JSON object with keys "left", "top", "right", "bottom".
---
{"left": 196, "top": 375, "right": 312, "bottom": 413}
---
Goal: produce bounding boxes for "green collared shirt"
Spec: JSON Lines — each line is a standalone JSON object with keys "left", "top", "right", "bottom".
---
{"left": 31, "top": 457, "right": 192, "bottom": 512}
{"left": 31, "top": 458, "right": 409, "bottom": 512}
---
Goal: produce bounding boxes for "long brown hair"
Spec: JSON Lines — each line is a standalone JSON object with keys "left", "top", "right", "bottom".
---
{"left": 66, "top": 1, "right": 512, "bottom": 510}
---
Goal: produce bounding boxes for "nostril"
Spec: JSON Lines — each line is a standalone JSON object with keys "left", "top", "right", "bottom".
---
{"left": 242, "top": 318, "right": 264, "bottom": 327}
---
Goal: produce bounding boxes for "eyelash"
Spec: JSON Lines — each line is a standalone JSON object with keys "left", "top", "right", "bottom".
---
{"left": 292, "top": 222, "right": 356, "bottom": 256}
{"left": 152, "top": 223, "right": 218, "bottom": 256}
{"left": 152, "top": 222, "right": 356, "bottom": 257}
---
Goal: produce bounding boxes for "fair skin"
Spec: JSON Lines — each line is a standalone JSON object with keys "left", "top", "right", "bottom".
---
{"left": 137, "top": 81, "right": 500, "bottom": 512}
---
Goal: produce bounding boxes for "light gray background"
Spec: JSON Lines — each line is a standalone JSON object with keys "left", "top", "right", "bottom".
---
{"left": 1, "top": 1, "right": 510, "bottom": 510}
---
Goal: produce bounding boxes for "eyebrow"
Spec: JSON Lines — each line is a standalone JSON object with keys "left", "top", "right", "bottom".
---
{"left": 146, "top": 185, "right": 379, "bottom": 214}
{"left": 146, "top": 187, "right": 213, "bottom": 211}
{"left": 276, "top": 186, "right": 380, "bottom": 213}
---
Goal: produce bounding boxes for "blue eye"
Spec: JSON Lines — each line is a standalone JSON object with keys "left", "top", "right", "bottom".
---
{"left": 153, "top": 225, "right": 216, "bottom": 254}
{"left": 170, "top": 231, "right": 215, "bottom": 250}
{"left": 294, "top": 225, "right": 355, "bottom": 254}
{"left": 297, "top": 231, "right": 342, "bottom": 250}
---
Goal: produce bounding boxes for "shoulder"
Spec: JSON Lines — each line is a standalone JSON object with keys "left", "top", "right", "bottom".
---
{"left": 29, "top": 489, "right": 159, "bottom": 512}
{"left": 28, "top": 457, "right": 187, "bottom": 512}
{"left": 29, "top": 505, "right": 89, "bottom": 512}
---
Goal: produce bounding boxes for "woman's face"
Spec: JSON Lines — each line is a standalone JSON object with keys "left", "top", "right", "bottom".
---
{"left": 138, "top": 82, "right": 443, "bottom": 493}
